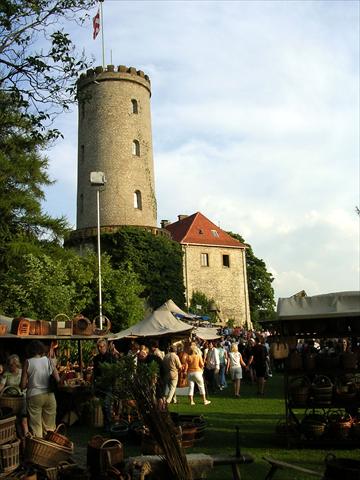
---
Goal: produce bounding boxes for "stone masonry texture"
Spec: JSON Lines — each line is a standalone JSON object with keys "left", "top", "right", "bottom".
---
{"left": 76, "top": 66, "right": 157, "bottom": 230}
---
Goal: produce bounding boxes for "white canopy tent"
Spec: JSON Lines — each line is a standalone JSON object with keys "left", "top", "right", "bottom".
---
{"left": 112, "top": 308, "right": 193, "bottom": 340}
{"left": 194, "top": 326, "right": 221, "bottom": 341}
{"left": 277, "top": 291, "right": 360, "bottom": 320}
{"left": 157, "top": 299, "right": 198, "bottom": 319}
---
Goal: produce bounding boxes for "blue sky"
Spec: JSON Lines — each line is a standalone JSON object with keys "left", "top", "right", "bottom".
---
{"left": 43, "top": 0, "right": 359, "bottom": 301}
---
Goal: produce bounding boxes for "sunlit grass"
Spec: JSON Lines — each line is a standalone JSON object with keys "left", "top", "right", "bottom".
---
{"left": 69, "top": 372, "right": 360, "bottom": 479}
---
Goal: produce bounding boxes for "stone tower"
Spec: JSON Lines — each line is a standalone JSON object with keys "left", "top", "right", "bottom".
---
{"left": 76, "top": 65, "right": 157, "bottom": 232}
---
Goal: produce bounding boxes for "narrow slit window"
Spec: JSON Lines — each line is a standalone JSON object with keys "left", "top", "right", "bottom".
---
{"left": 223, "top": 254, "right": 230, "bottom": 267}
{"left": 132, "top": 140, "right": 140, "bottom": 156}
{"left": 80, "top": 193, "right": 84, "bottom": 214}
{"left": 200, "top": 253, "right": 209, "bottom": 267}
{"left": 131, "top": 99, "right": 138, "bottom": 114}
{"left": 134, "top": 190, "right": 142, "bottom": 209}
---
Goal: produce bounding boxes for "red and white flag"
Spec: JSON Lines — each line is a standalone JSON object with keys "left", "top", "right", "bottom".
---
{"left": 93, "top": 9, "right": 100, "bottom": 40}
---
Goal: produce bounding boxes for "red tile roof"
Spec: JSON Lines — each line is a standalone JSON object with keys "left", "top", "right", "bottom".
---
{"left": 165, "top": 212, "right": 246, "bottom": 248}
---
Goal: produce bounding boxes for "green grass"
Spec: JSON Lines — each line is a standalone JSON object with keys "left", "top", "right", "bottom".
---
{"left": 69, "top": 372, "right": 360, "bottom": 479}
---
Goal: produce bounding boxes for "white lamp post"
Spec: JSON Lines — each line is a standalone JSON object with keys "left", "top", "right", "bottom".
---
{"left": 90, "top": 171, "right": 106, "bottom": 330}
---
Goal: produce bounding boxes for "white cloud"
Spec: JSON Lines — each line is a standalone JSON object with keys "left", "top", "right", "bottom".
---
{"left": 42, "top": 0, "right": 359, "bottom": 300}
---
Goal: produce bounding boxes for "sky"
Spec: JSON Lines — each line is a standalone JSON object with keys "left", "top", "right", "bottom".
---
{"left": 43, "top": 0, "right": 360, "bottom": 302}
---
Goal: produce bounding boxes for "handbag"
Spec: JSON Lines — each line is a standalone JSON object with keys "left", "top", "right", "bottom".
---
{"left": 48, "top": 358, "right": 58, "bottom": 393}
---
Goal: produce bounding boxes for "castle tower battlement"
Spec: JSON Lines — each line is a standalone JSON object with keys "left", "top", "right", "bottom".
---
{"left": 76, "top": 64, "right": 157, "bottom": 231}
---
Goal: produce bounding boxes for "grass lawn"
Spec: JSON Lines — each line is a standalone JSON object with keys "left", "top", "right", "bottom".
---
{"left": 69, "top": 372, "right": 360, "bottom": 479}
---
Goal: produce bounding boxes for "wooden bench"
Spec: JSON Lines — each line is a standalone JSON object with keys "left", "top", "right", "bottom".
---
{"left": 263, "top": 456, "right": 323, "bottom": 479}
{"left": 124, "top": 452, "right": 254, "bottom": 479}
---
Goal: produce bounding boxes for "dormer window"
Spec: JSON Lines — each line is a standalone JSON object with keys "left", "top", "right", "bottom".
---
{"left": 211, "top": 229, "right": 219, "bottom": 238}
{"left": 131, "top": 99, "right": 138, "bottom": 114}
{"left": 132, "top": 140, "right": 140, "bottom": 156}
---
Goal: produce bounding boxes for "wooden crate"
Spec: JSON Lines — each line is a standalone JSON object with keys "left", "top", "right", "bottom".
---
{"left": 29, "top": 320, "right": 50, "bottom": 335}
{"left": 51, "top": 320, "right": 73, "bottom": 336}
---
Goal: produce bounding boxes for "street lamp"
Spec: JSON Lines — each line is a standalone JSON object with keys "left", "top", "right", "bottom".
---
{"left": 90, "top": 171, "right": 106, "bottom": 330}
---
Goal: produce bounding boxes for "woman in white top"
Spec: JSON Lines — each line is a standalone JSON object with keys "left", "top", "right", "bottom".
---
{"left": 0, "top": 354, "right": 29, "bottom": 436}
{"left": 20, "top": 340, "right": 60, "bottom": 438}
{"left": 226, "top": 343, "right": 247, "bottom": 397}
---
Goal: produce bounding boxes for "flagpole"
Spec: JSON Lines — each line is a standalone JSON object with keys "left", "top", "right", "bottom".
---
{"left": 100, "top": 0, "right": 105, "bottom": 67}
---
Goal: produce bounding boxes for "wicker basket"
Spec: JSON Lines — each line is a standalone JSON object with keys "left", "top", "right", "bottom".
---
{"left": 0, "top": 439, "right": 20, "bottom": 477}
{"left": 289, "top": 376, "right": 311, "bottom": 405}
{"left": 51, "top": 314, "right": 73, "bottom": 336}
{"left": 24, "top": 435, "right": 73, "bottom": 467}
{"left": 87, "top": 436, "right": 123, "bottom": 476}
{"left": 73, "top": 315, "right": 93, "bottom": 336}
{"left": 11, "top": 317, "right": 30, "bottom": 336}
{"left": 301, "top": 411, "right": 327, "bottom": 439}
{"left": 328, "top": 411, "right": 353, "bottom": 439}
{"left": 0, "top": 414, "right": 16, "bottom": 446}
{"left": 45, "top": 424, "right": 73, "bottom": 450}
{"left": 312, "top": 375, "right": 333, "bottom": 405}
{"left": 92, "top": 315, "right": 111, "bottom": 336}
{"left": 0, "top": 325, "right": 7, "bottom": 336}
{"left": 0, "top": 386, "right": 25, "bottom": 415}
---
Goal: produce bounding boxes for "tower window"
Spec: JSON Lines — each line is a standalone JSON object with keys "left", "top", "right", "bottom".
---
{"left": 134, "top": 190, "right": 142, "bottom": 209}
{"left": 223, "top": 254, "right": 230, "bottom": 267}
{"left": 81, "top": 101, "right": 85, "bottom": 119}
{"left": 131, "top": 99, "right": 138, "bottom": 114}
{"left": 132, "top": 140, "right": 140, "bottom": 156}
{"left": 200, "top": 253, "right": 209, "bottom": 267}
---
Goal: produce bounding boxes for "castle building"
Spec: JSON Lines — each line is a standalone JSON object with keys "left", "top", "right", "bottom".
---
{"left": 165, "top": 213, "right": 251, "bottom": 327}
{"left": 71, "top": 65, "right": 251, "bottom": 326}
{"left": 74, "top": 65, "right": 157, "bottom": 240}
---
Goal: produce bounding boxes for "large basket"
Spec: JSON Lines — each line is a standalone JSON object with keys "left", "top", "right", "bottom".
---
{"left": 312, "top": 375, "right": 333, "bottom": 405}
{"left": 0, "top": 439, "right": 20, "bottom": 477}
{"left": 87, "top": 436, "right": 123, "bottom": 476}
{"left": 0, "top": 386, "right": 25, "bottom": 415}
{"left": 92, "top": 315, "right": 111, "bottom": 336}
{"left": 301, "top": 410, "right": 327, "bottom": 439}
{"left": 0, "top": 414, "right": 16, "bottom": 446}
{"left": 289, "top": 376, "right": 311, "bottom": 405}
{"left": 24, "top": 435, "right": 73, "bottom": 467}
{"left": 45, "top": 424, "right": 73, "bottom": 450}
{"left": 327, "top": 411, "right": 353, "bottom": 440}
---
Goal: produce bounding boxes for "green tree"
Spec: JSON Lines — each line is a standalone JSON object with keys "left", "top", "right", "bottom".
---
{"left": 0, "top": 251, "right": 144, "bottom": 332}
{"left": 189, "top": 290, "right": 217, "bottom": 323}
{"left": 228, "top": 232, "right": 276, "bottom": 322}
{"left": 0, "top": 91, "right": 68, "bottom": 274}
{"left": 0, "top": 0, "right": 95, "bottom": 137}
{"left": 102, "top": 227, "right": 185, "bottom": 309}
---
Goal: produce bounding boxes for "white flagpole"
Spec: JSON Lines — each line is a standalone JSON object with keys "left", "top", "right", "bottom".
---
{"left": 100, "top": 0, "right": 105, "bottom": 68}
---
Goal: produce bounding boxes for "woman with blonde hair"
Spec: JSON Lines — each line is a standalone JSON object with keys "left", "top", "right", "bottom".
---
{"left": 227, "top": 343, "right": 247, "bottom": 397}
{"left": 185, "top": 342, "right": 211, "bottom": 406}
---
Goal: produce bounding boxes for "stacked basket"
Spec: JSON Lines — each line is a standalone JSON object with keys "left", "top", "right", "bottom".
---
{"left": 0, "top": 408, "right": 19, "bottom": 478}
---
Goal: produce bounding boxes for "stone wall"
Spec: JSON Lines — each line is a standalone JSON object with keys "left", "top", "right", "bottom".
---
{"left": 76, "top": 66, "right": 157, "bottom": 230}
{"left": 183, "top": 244, "right": 251, "bottom": 326}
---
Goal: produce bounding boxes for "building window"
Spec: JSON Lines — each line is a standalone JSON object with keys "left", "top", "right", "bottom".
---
{"left": 131, "top": 99, "right": 138, "bottom": 114}
{"left": 211, "top": 229, "right": 219, "bottom": 238}
{"left": 199, "top": 229, "right": 204, "bottom": 234}
{"left": 132, "top": 140, "right": 140, "bottom": 156}
{"left": 223, "top": 254, "right": 230, "bottom": 267}
{"left": 80, "top": 145, "right": 85, "bottom": 163}
{"left": 200, "top": 253, "right": 209, "bottom": 267}
{"left": 134, "top": 190, "right": 142, "bottom": 209}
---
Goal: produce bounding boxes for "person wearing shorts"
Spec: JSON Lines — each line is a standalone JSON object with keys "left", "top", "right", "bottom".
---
{"left": 227, "top": 343, "right": 247, "bottom": 397}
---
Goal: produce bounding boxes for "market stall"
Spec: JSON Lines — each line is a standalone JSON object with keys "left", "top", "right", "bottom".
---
{"left": 277, "top": 291, "right": 360, "bottom": 448}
